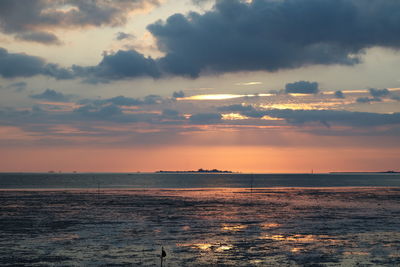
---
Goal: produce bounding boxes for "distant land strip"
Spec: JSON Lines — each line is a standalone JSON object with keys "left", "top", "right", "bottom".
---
{"left": 156, "top": 168, "right": 233, "bottom": 173}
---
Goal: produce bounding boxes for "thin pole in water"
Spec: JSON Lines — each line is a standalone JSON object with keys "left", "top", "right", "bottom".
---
{"left": 160, "top": 246, "right": 166, "bottom": 267}
{"left": 250, "top": 174, "right": 254, "bottom": 194}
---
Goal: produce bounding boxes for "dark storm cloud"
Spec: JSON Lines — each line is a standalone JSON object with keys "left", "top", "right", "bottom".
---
{"left": 0, "top": 0, "right": 160, "bottom": 44}
{"left": 285, "top": 81, "right": 319, "bottom": 94}
{"left": 0, "top": 47, "right": 74, "bottom": 79}
{"left": 30, "top": 89, "right": 71, "bottom": 102}
{"left": 369, "top": 88, "right": 390, "bottom": 98}
{"left": 144, "top": 0, "right": 400, "bottom": 77}
{"left": 334, "top": 90, "right": 345, "bottom": 99}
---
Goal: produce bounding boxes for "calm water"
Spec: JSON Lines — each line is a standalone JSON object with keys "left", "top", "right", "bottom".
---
{"left": 0, "top": 172, "right": 400, "bottom": 188}
{"left": 1, "top": 173, "right": 400, "bottom": 266}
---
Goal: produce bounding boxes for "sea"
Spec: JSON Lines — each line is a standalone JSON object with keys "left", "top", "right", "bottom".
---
{"left": 1, "top": 173, "right": 400, "bottom": 266}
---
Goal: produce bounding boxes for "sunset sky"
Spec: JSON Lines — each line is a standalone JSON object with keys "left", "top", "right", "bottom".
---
{"left": 0, "top": 0, "right": 400, "bottom": 173}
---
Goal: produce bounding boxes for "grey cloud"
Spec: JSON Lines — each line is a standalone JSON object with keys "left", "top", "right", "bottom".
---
{"left": 0, "top": 103, "right": 167, "bottom": 129}
{"left": 74, "top": 104, "right": 123, "bottom": 118}
{"left": 162, "top": 109, "right": 180, "bottom": 117}
{"left": 268, "top": 89, "right": 285, "bottom": 95}
{"left": 144, "top": 0, "right": 400, "bottom": 78}
{"left": 369, "top": 88, "right": 390, "bottom": 98}
{"left": 0, "top": 47, "right": 74, "bottom": 79}
{"left": 356, "top": 97, "right": 381, "bottom": 103}
{"left": 0, "top": 0, "right": 159, "bottom": 44}
{"left": 218, "top": 104, "right": 255, "bottom": 113}
{"left": 1, "top": 103, "right": 400, "bottom": 147}
{"left": 218, "top": 104, "right": 400, "bottom": 127}
{"left": 263, "top": 109, "right": 400, "bottom": 127}
{"left": 218, "top": 104, "right": 265, "bottom": 118}
{"left": 30, "top": 89, "right": 71, "bottom": 102}
{"left": 7, "top": 82, "right": 27, "bottom": 88}
{"left": 192, "top": 0, "right": 215, "bottom": 6}
{"left": 189, "top": 113, "right": 222, "bottom": 124}
{"left": 83, "top": 50, "right": 161, "bottom": 81}
{"left": 285, "top": 81, "right": 319, "bottom": 94}
{"left": 6, "top": 81, "right": 27, "bottom": 92}
{"left": 116, "top": 32, "right": 135, "bottom": 41}
{"left": 0, "top": 47, "right": 47, "bottom": 78}
{"left": 334, "top": 90, "right": 345, "bottom": 99}
{"left": 78, "top": 95, "right": 165, "bottom": 107}
{"left": 8, "top": 0, "right": 400, "bottom": 82}
{"left": 172, "top": 91, "right": 185, "bottom": 98}
{"left": 43, "top": 63, "right": 76, "bottom": 79}
{"left": 15, "top": 31, "right": 60, "bottom": 45}
{"left": 143, "top": 94, "right": 163, "bottom": 104}
{"left": 72, "top": 103, "right": 172, "bottom": 124}
{"left": 102, "top": 96, "right": 144, "bottom": 106}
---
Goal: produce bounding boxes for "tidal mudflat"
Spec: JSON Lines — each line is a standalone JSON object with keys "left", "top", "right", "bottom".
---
{"left": 1, "top": 187, "right": 400, "bottom": 266}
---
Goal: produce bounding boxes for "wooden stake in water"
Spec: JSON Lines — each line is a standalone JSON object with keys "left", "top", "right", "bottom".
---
{"left": 250, "top": 173, "right": 254, "bottom": 196}
{"left": 160, "top": 246, "right": 166, "bottom": 267}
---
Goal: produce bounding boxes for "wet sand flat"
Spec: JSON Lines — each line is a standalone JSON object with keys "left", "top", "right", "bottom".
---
{"left": 1, "top": 187, "right": 400, "bottom": 266}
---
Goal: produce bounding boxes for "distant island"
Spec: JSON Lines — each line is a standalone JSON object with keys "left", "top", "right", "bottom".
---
{"left": 156, "top": 168, "right": 233, "bottom": 173}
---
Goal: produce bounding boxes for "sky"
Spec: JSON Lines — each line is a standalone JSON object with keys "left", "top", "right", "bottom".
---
{"left": 0, "top": 0, "right": 400, "bottom": 173}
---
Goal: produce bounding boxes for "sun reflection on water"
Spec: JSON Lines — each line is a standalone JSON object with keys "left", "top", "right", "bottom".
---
{"left": 260, "top": 222, "right": 281, "bottom": 229}
{"left": 176, "top": 242, "right": 233, "bottom": 252}
{"left": 221, "top": 224, "right": 247, "bottom": 231}
{"left": 192, "top": 243, "right": 213, "bottom": 250}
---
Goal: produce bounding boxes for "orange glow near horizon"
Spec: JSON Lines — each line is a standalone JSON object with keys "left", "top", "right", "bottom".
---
{"left": 0, "top": 145, "right": 399, "bottom": 173}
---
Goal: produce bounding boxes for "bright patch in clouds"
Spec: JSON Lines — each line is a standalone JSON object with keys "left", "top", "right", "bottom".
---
{"left": 181, "top": 93, "right": 273, "bottom": 100}
{"left": 221, "top": 113, "right": 249, "bottom": 120}
{"left": 235, "top": 81, "right": 262, "bottom": 86}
